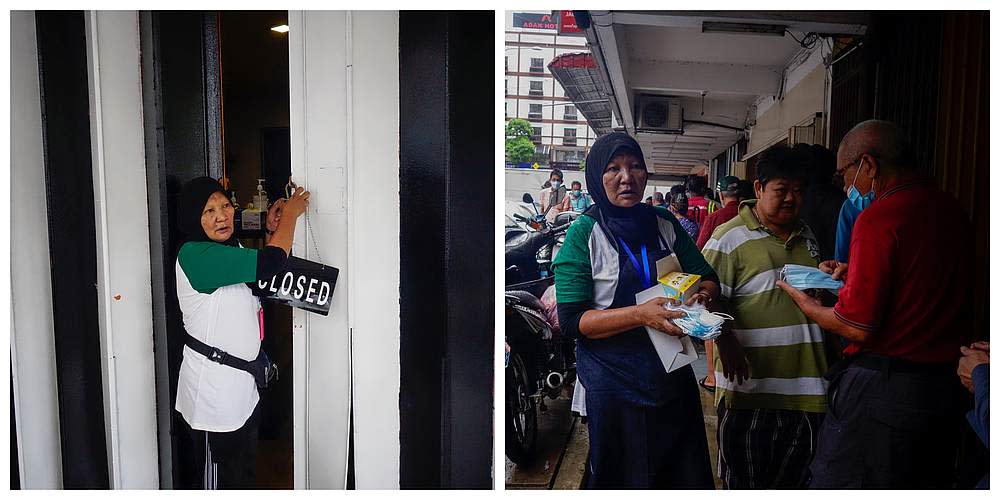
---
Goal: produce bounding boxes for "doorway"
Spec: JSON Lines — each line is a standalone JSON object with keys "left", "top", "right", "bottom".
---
{"left": 142, "top": 10, "right": 293, "bottom": 489}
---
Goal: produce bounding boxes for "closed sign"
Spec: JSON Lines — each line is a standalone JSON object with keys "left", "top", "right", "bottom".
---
{"left": 255, "top": 256, "right": 340, "bottom": 316}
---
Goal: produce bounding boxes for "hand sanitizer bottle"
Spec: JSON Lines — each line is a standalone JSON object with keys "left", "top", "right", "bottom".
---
{"left": 254, "top": 179, "right": 269, "bottom": 211}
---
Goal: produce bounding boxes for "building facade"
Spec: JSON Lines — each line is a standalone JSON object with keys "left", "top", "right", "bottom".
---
{"left": 505, "top": 11, "right": 597, "bottom": 169}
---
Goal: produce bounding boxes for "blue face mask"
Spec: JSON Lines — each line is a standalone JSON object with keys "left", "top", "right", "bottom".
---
{"left": 846, "top": 159, "right": 875, "bottom": 211}
{"left": 665, "top": 302, "right": 733, "bottom": 340}
{"left": 779, "top": 264, "right": 844, "bottom": 296}
{"left": 551, "top": 180, "right": 562, "bottom": 190}
{"left": 571, "top": 189, "right": 581, "bottom": 197}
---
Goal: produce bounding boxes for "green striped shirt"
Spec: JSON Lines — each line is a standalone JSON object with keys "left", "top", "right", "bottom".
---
{"left": 702, "top": 201, "right": 828, "bottom": 412}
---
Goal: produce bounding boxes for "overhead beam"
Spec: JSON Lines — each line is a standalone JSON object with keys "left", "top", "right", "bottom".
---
{"left": 588, "top": 11, "right": 636, "bottom": 134}
{"left": 612, "top": 11, "right": 868, "bottom": 35}
{"left": 630, "top": 58, "right": 781, "bottom": 96}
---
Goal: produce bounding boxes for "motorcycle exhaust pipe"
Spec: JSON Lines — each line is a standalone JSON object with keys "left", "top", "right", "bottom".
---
{"left": 545, "top": 371, "right": 564, "bottom": 390}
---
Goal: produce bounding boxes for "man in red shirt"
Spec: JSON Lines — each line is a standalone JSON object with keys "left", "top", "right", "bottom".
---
{"left": 685, "top": 175, "right": 718, "bottom": 227}
{"left": 777, "top": 120, "right": 972, "bottom": 488}
{"left": 695, "top": 176, "right": 748, "bottom": 249}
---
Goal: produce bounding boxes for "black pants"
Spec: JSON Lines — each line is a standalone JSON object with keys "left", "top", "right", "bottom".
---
{"left": 717, "top": 401, "right": 822, "bottom": 489}
{"left": 809, "top": 358, "right": 963, "bottom": 489}
{"left": 185, "top": 402, "right": 261, "bottom": 489}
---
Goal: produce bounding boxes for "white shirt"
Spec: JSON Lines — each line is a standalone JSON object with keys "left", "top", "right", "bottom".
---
{"left": 174, "top": 244, "right": 261, "bottom": 432}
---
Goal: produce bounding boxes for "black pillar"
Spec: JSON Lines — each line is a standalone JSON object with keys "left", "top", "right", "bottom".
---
{"left": 398, "top": 11, "right": 494, "bottom": 489}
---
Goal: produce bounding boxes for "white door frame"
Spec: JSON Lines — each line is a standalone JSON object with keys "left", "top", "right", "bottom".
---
{"left": 287, "top": 10, "right": 401, "bottom": 489}
{"left": 10, "top": 9, "right": 64, "bottom": 490}
{"left": 84, "top": 10, "right": 160, "bottom": 489}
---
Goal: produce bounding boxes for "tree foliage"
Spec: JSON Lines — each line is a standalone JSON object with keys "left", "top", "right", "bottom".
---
{"left": 505, "top": 119, "right": 536, "bottom": 163}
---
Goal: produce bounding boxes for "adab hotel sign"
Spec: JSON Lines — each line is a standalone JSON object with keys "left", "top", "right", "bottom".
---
{"left": 513, "top": 11, "right": 583, "bottom": 34}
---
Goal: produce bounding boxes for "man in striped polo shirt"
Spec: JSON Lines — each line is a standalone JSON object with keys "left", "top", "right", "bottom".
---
{"left": 702, "top": 145, "right": 827, "bottom": 489}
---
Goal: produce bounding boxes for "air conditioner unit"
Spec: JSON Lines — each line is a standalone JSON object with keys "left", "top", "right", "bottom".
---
{"left": 636, "top": 95, "right": 684, "bottom": 133}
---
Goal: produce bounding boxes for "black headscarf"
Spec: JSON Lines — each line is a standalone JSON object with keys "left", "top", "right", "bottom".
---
{"left": 178, "top": 176, "right": 238, "bottom": 246}
{"left": 583, "top": 133, "right": 660, "bottom": 251}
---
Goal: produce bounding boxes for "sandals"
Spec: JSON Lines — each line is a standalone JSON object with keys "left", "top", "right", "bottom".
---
{"left": 699, "top": 376, "right": 716, "bottom": 393}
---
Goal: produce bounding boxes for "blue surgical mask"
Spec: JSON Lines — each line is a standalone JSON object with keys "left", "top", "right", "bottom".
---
{"left": 665, "top": 302, "right": 733, "bottom": 340}
{"left": 551, "top": 180, "right": 562, "bottom": 189}
{"left": 571, "top": 189, "right": 581, "bottom": 197}
{"left": 779, "top": 264, "right": 843, "bottom": 296}
{"left": 846, "top": 159, "right": 875, "bottom": 211}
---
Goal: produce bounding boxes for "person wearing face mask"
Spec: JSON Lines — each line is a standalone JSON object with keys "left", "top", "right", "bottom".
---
{"left": 539, "top": 168, "right": 568, "bottom": 224}
{"left": 831, "top": 157, "right": 874, "bottom": 263}
{"left": 174, "top": 176, "right": 310, "bottom": 489}
{"left": 651, "top": 191, "right": 666, "bottom": 208}
{"left": 776, "top": 120, "right": 973, "bottom": 488}
{"left": 552, "top": 132, "right": 719, "bottom": 488}
{"left": 560, "top": 180, "right": 591, "bottom": 212}
{"left": 701, "top": 145, "right": 827, "bottom": 489}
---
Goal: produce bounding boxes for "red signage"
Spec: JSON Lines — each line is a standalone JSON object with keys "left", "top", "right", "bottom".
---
{"left": 558, "top": 11, "right": 583, "bottom": 34}
{"left": 513, "top": 12, "right": 558, "bottom": 30}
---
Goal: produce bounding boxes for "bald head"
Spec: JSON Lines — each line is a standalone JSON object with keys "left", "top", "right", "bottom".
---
{"left": 838, "top": 120, "right": 915, "bottom": 173}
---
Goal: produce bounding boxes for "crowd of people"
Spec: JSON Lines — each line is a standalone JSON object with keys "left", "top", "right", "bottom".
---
{"left": 550, "top": 120, "right": 988, "bottom": 489}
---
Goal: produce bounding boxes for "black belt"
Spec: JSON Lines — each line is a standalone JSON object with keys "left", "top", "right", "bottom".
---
{"left": 185, "top": 334, "right": 277, "bottom": 388}
{"left": 850, "top": 353, "right": 956, "bottom": 376}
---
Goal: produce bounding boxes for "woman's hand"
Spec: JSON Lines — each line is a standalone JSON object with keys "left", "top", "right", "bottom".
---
{"left": 635, "top": 297, "right": 686, "bottom": 337}
{"left": 266, "top": 187, "right": 310, "bottom": 256}
{"left": 266, "top": 198, "right": 286, "bottom": 233}
{"left": 283, "top": 186, "right": 311, "bottom": 219}
{"left": 715, "top": 331, "right": 749, "bottom": 384}
{"left": 818, "top": 259, "right": 849, "bottom": 281}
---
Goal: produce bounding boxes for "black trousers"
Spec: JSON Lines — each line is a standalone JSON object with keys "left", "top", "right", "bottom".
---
{"left": 185, "top": 402, "right": 261, "bottom": 490}
{"left": 809, "top": 358, "right": 963, "bottom": 489}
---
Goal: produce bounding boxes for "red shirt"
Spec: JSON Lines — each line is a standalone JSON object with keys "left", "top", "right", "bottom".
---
{"left": 696, "top": 200, "right": 740, "bottom": 249}
{"left": 834, "top": 179, "right": 973, "bottom": 363}
{"left": 686, "top": 195, "right": 715, "bottom": 226}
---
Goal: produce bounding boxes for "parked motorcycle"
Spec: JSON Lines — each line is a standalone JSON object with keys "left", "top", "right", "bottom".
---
{"left": 504, "top": 193, "right": 577, "bottom": 465}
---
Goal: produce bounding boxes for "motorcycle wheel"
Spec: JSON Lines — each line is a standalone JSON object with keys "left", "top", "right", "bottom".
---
{"left": 505, "top": 351, "right": 537, "bottom": 465}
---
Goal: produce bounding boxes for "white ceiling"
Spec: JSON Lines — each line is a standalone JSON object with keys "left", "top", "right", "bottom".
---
{"left": 588, "top": 10, "right": 867, "bottom": 175}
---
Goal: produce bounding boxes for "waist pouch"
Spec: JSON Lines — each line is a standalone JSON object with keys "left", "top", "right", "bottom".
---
{"left": 185, "top": 334, "right": 278, "bottom": 389}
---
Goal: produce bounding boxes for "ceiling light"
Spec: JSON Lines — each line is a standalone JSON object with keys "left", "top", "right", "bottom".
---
{"left": 271, "top": 24, "right": 289, "bottom": 34}
{"left": 702, "top": 21, "right": 786, "bottom": 37}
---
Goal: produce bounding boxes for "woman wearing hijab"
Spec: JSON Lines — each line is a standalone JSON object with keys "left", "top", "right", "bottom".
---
{"left": 551, "top": 133, "right": 719, "bottom": 489}
{"left": 174, "top": 176, "right": 309, "bottom": 489}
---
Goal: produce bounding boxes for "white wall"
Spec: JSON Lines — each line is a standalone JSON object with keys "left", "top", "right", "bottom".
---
{"left": 288, "top": 10, "right": 401, "bottom": 489}
{"left": 84, "top": 10, "right": 159, "bottom": 488}
{"left": 10, "top": 9, "right": 64, "bottom": 489}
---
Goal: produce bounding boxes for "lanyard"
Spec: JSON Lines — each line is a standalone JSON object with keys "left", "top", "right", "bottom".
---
{"left": 619, "top": 239, "right": 652, "bottom": 289}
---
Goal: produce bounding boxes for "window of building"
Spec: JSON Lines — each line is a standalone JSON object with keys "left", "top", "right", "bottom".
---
{"left": 528, "top": 80, "right": 543, "bottom": 96}
{"left": 564, "top": 105, "right": 577, "bottom": 121}
{"left": 531, "top": 127, "right": 542, "bottom": 143}
{"left": 564, "top": 128, "right": 577, "bottom": 145}
{"left": 528, "top": 103, "right": 542, "bottom": 120}
{"left": 529, "top": 57, "right": 544, "bottom": 73}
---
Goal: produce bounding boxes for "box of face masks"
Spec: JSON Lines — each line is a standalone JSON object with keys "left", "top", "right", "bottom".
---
{"left": 658, "top": 271, "right": 701, "bottom": 302}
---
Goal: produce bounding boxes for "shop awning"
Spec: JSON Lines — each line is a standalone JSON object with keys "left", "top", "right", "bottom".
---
{"left": 548, "top": 53, "right": 614, "bottom": 135}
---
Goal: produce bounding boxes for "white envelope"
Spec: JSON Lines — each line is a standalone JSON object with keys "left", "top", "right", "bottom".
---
{"left": 636, "top": 285, "right": 699, "bottom": 373}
